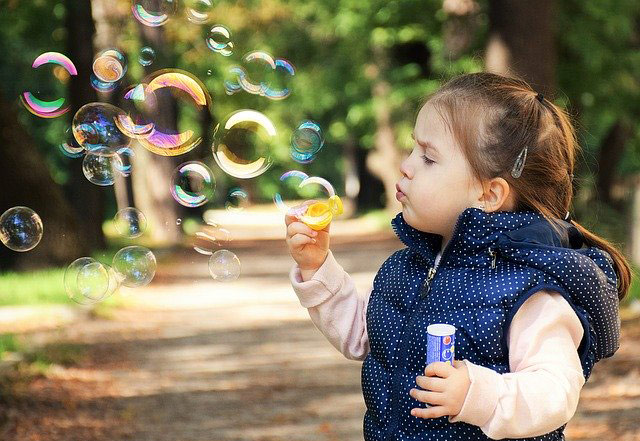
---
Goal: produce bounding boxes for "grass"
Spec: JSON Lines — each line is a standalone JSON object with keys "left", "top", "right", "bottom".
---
{"left": 0, "top": 334, "right": 20, "bottom": 360}
{"left": 0, "top": 268, "right": 68, "bottom": 306}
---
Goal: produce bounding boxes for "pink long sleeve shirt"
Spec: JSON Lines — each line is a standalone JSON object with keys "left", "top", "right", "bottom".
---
{"left": 290, "top": 250, "right": 586, "bottom": 440}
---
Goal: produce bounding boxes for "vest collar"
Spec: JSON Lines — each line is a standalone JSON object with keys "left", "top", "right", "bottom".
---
{"left": 390, "top": 207, "right": 583, "bottom": 267}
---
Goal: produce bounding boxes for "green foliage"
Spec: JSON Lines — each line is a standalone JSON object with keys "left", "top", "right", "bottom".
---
{"left": 0, "top": 334, "right": 21, "bottom": 360}
{"left": 0, "top": 268, "right": 67, "bottom": 306}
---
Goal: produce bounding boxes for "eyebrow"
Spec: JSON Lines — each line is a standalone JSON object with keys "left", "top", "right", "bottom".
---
{"left": 411, "top": 132, "right": 440, "bottom": 156}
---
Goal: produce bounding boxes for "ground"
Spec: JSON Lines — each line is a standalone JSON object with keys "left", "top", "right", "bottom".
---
{"left": 0, "top": 234, "right": 639, "bottom": 441}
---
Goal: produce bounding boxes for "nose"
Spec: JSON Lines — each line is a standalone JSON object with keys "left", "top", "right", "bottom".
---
{"left": 400, "top": 155, "right": 412, "bottom": 179}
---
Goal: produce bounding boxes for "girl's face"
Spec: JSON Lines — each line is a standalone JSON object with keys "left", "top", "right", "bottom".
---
{"left": 396, "top": 103, "right": 484, "bottom": 244}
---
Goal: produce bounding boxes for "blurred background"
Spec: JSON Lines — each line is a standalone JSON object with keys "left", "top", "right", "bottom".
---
{"left": 0, "top": 0, "right": 639, "bottom": 440}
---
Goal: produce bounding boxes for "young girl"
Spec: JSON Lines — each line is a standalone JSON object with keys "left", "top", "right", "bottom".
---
{"left": 285, "top": 72, "right": 630, "bottom": 441}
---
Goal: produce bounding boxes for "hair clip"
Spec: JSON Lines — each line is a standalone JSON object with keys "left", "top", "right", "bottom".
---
{"left": 564, "top": 211, "right": 572, "bottom": 222}
{"left": 536, "top": 92, "right": 544, "bottom": 103}
{"left": 511, "top": 145, "right": 528, "bottom": 178}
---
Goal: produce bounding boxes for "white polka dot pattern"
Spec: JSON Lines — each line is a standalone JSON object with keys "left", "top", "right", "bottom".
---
{"left": 361, "top": 207, "right": 619, "bottom": 441}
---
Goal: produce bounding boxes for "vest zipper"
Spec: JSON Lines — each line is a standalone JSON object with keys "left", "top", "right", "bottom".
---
{"left": 488, "top": 247, "right": 497, "bottom": 269}
{"left": 420, "top": 266, "right": 437, "bottom": 298}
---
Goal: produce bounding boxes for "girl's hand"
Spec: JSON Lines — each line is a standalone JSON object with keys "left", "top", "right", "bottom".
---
{"left": 409, "top": 360, "right": 471, "bottom": 419}
{"left": 285, "top": 201, "right": 330, "bottom": 274}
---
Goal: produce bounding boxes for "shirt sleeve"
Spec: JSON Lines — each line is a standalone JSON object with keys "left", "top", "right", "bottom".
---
{"left": 448, "top": 290, "right": 586, "bottom": 438}
{"left": 289, "top": 250, "right": 371, "bottom": 361}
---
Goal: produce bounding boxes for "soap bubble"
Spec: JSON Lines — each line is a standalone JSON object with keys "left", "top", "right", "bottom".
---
{"left": 225, "top": 187, "right": 249, "bottom": 211}
{"left": 20, "top": 52, "right": 77, "bottom": 118}
{"left": 82, "top": 147, "right": 124, "bottom": 186}
{"left": 132, "top": 70, "right": 211, "bottom": 156}
{"left": 186, "top": 0, "right": 213, "bottom": 24}
{"left": 114, "top": 207, "right": 147, "bottom": 238}
{"left": 171, "top": 161, "right": 216, "bottom": 207}
{"left": 208, "top": 249, "right": 241, "bottom": 282}
{"left": 72, "top": 102, "right": 131, "bottom": 153}
{"left": 212, "top": 109, "right": 275, "bottom": 179}
{"left": 0, "top": 207, "right": 43, "bottom": 252}
{"left": 191, "top": 220, "right": 232, "bottom": 255}
{"left": 65, "top": 258, "right": 120, "bottom": 304}
{"left": 206, "top": 25, "right": 233, "bottom": 56}
{"left": 224, "top": 52, "right": 294, "bottom": 99}
{"left": 92, "top": 49, "right": 127, "bottom": 83}
{"left": 263, "top": 58, "right": 295, "bottom": 100}
{"left": 290, "top": 120, "right": 324, "bottom": 163}
{"left": 132, "top": 0, "right": 177, "bottom": 27}
{"left": 139, "top": 46, "right": 156, "bottom": 66}
{"left": 112, "top": 246, "right": 157, "bottom": 288}
{"left": 90, "top": 73, "right": 120, "bottom": 93}
{"left": 59, "top": 127, "right": 85, "bottom": 158}
{"left": 273, "top": 170, "right": 309, "bottom": 215}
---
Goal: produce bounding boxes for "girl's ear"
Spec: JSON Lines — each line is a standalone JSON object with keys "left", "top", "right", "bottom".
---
{"left": 478, "top": 177, "right": 514, "bottom": 212}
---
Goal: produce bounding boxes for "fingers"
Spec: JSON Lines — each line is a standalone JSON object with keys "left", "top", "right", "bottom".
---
{"left": 287, "top": 221, "right": 318, "bottom": 240}
{"left": 288, "top": 233, "right": 316, "bottom": 248}
{"left": 410, "top": 405, "right": 448, "bottom": 419}
{"left": 424, "top": 362, "right": 452, "bottom": 378}
{"left": 284, "top": 200, "right": 319, "bottom": 227}
{"left": 409, "top": 387, "right": 441, "bottom": 406}
{"left": 415, "top": 375, "right": 445, "bottom": 392}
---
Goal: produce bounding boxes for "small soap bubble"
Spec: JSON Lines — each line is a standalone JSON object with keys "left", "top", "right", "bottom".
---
{"left": 114, "top": 207, "right": 147, "bottom": 238}
{"left": 65, "top": 258, "right": 120, "bottom": 304}
{"left": 90, "top": 73, "right": 120, "bottom": 93}
{"left": 138, "top": 46, "right": 156, "bottom": 66}
{"left": 176, "top": 218, "right": 182, "bottom": 225}
{"left": 206, "top": 25, "right": 233, "bottom": 56}
{"left": 208, "top": 249, "right": 240, "bottom": 282}
{"left": 290, "top": 120, "right": 324, "bottom": 163}
{"left": 132, "top": 0, "right": 177, "bottom": 27}
{"left": 72, "top": 102, "right": 131, "bottom": 153}
{"left": 0, "top": 207, "right": 43, "bottom": 252}
{"left": 212, "top": 110, "right": 275, "bottom": 179}
{"left": 112, "top": 246, "right": 157, "bottom": 288}
{"left": 82, "top": 148, "right": 124, "bottom": 186}
{"left": 186, "top": 0, "right": 213, "bottom": 24}
{"left": 171, "top": 161, "right": 216, "bottom": 207}
{"left": 225, "top": 187, "right": 249, "bottom": 211}
{"left": 92, "top": 49, "right": 127, "bottom": 83}
{"left": 59, "top": 127, "right": 85, "bottom": 158}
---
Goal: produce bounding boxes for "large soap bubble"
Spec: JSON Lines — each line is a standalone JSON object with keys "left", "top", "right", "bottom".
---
{"left": 72, "top": 102, "right": 131, "bottom": 153}
{"left": 119, "top": 70, "right": 211, "bottom": 156}
{"left": 112, "top": 246, "right": 157, "bottom": 288}
{"left": 170, "top": 161, "right": 216, "bottom": 207}
{"left": 132, "top": 0, "right": 177, "bottom": 27}
{"left": 0, "top": 207, "right": 43, "bottom": 252}
{"left": 212, "top": 109, "right": 275, "bottom": 179}
{"left": 20, "top": 52, "right": 77, "bottom": 118}
{"left": 208, "top": 249, "right": 241, "bottom": 282}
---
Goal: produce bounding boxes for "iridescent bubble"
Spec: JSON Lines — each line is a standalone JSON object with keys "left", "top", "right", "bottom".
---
{"left": 92, "top": 49, "right": 127, "bottom": 83}
{"left": 186, "top": 0, "right": 213, "bottom": 24}
{"left": 273, "top": 170, "right": 310, "bottom": 215}
{"left": 0, "top": 207, "right": 43, "bottom": 252}
{"left": 82, "top": 147, "right": 124, "bottom": 186}
{"left": 206, "top": 25, "right": 233, "bottom": 56}
{"left": 225, "top": 187, "right": 249, "bottom": 211}
{"left": 132, "top": 0, "right": 177, "bottom": 27}
{"left": 112, "top": 246, "right": 157, "bottom": 288}
{"left": 21, "top": 52, "right": 77, "bottom": 118}
{"left": 135, "top": 69, "right": 211, "bottom": 156}
{"left": 114, "top": 207, "right": 147, "bottom": 238}
{"left": 114, "top": 147, "right": 135, "bottom": 177}
{"left": 139, "top": 47, "right": 156, "bottom": 66}
{"left": 59, "top": 127, "right": 85, "bottom": 158}
{"left": 65, "top": 257, "right": 120, "bottom": 304}
{"left": 208, "top": 249, "right": 241, "bottom": 282}
{"left": 171, "top": 161, "right": 216, "bottom": 207}
{"left": 295, "top": 176, "right": 337, "bottom": 228}
{"left": 290, "top": 120, "right": 324, "bottom": 163}
{"left": 72, "top": 102, "right": 131, "bottom": 153}
{"left": 191, "top": 220, "right": 232, "bottom": 255}
{"left": 90, "top": 73, "right": 120, "bottom": 93}
{"left": 176, "top": 218, "right": 182, "bottom": 225}
{"left": 224, "top": 52, "right": 294, "bottom": 99}
{"left": 212, "top": 110, "right": 275, "bottom": 179}
{"left": 263, "top": 58, "right": 295, "bottom": 100}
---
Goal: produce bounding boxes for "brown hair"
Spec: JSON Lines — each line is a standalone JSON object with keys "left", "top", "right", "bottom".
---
{"left": 426, "top": 72, "right": 631, "bottom": 302}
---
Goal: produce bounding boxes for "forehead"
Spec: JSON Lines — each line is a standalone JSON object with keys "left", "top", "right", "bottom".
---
{"left": 414, "top": 103, "right": 455, "bottom": 152}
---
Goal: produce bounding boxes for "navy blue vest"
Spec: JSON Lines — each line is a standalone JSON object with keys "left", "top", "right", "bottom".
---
{"left": 362, "top": 207, "right": 620, "bottom": 441}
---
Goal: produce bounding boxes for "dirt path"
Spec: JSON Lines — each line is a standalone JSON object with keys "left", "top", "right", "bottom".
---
{"left": 1, "top": 237, "right": 639, "bottom": 441}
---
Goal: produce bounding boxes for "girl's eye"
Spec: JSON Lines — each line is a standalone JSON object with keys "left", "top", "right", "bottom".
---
{"left": 421, "top": 155, "right": 435, "bottom": 165}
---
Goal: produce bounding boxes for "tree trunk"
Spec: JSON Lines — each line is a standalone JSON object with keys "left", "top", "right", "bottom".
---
{"left": 0, "top": 95, "right": 85, "bottom": 270}
{"left": 65, "top": 0, "right": 106, "bottom": 251}
{"left": 595, "top": 119, "right": 634, "bottom": 208}
{"left": 486, "top": 0, "right": 556, "bottom": 95}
